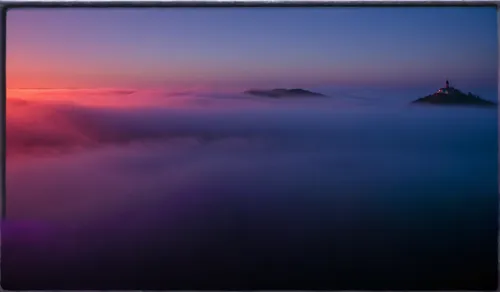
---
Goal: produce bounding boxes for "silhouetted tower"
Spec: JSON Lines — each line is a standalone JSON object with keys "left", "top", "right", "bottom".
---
{"left": 446, "top": 79, "right": 449, "bottom": 89}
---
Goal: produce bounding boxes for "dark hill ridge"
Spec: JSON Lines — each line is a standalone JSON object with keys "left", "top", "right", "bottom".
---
{"left": 244, "top": 88, "right": 326, "bottom": 98}
{"left": 412, "top": 80, "right": 496, "bottom": 107}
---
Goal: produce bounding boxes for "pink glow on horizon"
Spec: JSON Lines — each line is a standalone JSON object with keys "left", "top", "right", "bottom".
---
{"left": 6, "top": 85, "right": 249, "bottom": 108}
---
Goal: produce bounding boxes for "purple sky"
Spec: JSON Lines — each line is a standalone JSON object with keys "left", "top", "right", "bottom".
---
{"left": 6, "top": 7, "right": 498, "bottom": 90}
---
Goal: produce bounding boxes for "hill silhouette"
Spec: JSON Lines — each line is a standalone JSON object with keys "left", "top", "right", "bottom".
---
{"left": 412, "top": 80, "right": 496, "bottom": 107}
{"left": 244, "top": 88, "right": 326, "bottom": 98}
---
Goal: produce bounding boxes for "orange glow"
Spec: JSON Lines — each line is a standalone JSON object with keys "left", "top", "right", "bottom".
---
{"left": 6, "top": 85, "right": 242, "bottom": 110}
{"left": 7, "top": 88, "right": 162, "bottom": 108}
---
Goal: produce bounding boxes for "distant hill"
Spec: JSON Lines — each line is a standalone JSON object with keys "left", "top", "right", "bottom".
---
{"left": 412, "top": 81, "right": 496, "bottom": 107}
{"left": 244, "top": 88, "right": 326, "bottom": 98}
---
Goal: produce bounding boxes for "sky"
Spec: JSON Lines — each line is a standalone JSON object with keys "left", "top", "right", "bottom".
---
{"left": 6, "top": 7, "right": 498, "bottom": 90}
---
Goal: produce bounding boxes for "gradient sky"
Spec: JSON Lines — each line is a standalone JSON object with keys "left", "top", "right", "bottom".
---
{"left": 6, "top": 7, "right": 498, "bottom": 90}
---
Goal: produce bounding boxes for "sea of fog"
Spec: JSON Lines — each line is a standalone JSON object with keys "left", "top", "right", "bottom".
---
{"left": 3, "top": 87, "right": 498, "bottom": 289}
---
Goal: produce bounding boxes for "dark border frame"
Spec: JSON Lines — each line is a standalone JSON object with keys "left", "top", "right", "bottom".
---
{"left": 0, "top": 1, "right": 499, "bottom": 7}
{"left": 2, "top": 5, "right": 6, "bottom": 220}
{"left": 0, "top": 4, "right": 497, "bottom": 291}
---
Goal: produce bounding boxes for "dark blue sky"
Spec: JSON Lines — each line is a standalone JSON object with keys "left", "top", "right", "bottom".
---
{"left": 7, "top": 7, "right": 498, "bottom": 89}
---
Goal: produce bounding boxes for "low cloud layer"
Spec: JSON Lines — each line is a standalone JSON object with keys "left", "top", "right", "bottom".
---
{"left": 6, "top": 89, "right": 376, "bottom": 156}
{"left": 4, "top": 90, "right": 497, "bottom": 291}
{"left": 6, "top": 90, "right": 497, "bottom": 234}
